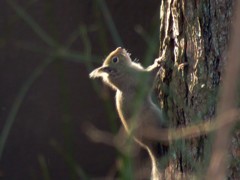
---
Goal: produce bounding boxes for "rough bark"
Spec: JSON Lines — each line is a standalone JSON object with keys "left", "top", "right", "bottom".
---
{"left": 157, "top": 0, "right": 239, "bottom": 178}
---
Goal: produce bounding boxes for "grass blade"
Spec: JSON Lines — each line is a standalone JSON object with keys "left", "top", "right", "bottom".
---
{"left": 95, "top": 0, "right": 123, "bottom": 47}
{"left": 0, "top": 57, "right": 55, "bottom": 159}
{"left": 7, "top": 0, "right": 57, "bottom": 47}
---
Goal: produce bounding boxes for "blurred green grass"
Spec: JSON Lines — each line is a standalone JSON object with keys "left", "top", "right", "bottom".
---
{"left": 0, "top": 0, "right": 160, "bottom": 179}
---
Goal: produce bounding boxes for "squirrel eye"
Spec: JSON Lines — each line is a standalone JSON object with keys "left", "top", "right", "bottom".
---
{"left": 112, "top": 57, "right": 119, "bottom": 63}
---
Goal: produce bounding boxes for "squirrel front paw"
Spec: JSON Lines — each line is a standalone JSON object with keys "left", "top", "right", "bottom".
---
{"left": 146, "top": 57, "right": 164, "bottom": 73}
{"left": 154, "top": 57, "right": 165, "bottom": 68}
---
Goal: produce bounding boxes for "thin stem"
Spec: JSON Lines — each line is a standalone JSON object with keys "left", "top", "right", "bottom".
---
{"left": 38, "top": 155, "right": 51, "bottom": 180}
{"left": 50, "top": 140, "right": 89, "bottom": 180}
{"left": 0, "top": 57, "right": 55, "bottom": 159}
{"left": 7, "top": 0, "right": 58, "bottom": 47}
{"left": 95, "top": 0, "right": 123, "bottom": 47}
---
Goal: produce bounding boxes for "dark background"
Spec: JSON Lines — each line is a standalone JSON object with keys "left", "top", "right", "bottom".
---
{"left": 0, "top": 0, "right": 160, "bottom": 179}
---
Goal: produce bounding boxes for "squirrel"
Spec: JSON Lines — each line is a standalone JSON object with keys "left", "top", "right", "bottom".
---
{"left": 89, "top": 47, "right": 166, "bottom": 180}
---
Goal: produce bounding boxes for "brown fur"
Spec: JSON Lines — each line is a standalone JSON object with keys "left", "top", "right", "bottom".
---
{"left": 90, "top": 47, "right": 164, "bottom": 180}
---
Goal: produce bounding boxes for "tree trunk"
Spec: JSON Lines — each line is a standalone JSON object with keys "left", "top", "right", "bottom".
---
{"left": 157, "top": 0, "right": 239, "bottom": 178}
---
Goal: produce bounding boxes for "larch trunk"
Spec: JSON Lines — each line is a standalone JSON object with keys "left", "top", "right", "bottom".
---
{"left": 157, "top": 0, "right": 240, "bottom": 178}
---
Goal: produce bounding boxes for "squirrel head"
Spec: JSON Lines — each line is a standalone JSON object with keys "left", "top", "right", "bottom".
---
{"left": 90, "top": 47, "right": 132, "bottom": 78}
{"left": 90, "top": 47, "right": 160, "bottom": 93}
{"left": 89, "top": 47, "right": 137, "bottom": 90}
{"left": 89, "top": 47, "right": 144, "bottom": 90}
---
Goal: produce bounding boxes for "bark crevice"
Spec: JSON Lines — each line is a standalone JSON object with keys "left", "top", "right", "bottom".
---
{"left": 157, "top": 0, "right": 238, "bottom": 178}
